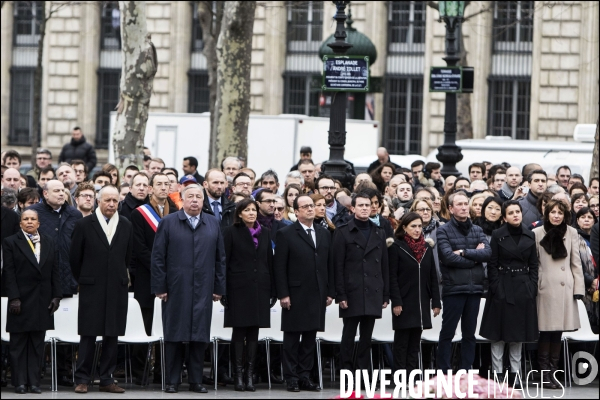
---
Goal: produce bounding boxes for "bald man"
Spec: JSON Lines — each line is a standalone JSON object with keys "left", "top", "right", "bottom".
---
{"left": 2, "top": 168, "right": 22, "bottom": 191}
{"left": 499, "top": 166, "right": 523, "bottom": 202}
{"left": 367, "top": 147, "right": 401, "bottom": 174}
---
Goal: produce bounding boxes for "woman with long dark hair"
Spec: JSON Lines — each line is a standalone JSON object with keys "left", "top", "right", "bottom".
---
{"left": 533, "top": 199, "right": 585, "bottom": 389}
{"left": 475, "top": 197, "right": 503, "bottom": 242}
{"left": 479, "top": 200, "right": 538, "bottom": 388}
{"left": 370, "top": 163, "right": 396, "bottom": 193}
{"left": 282, "top": 184, "right": 301, "bottom": 223}
{"left": 222, "top": 198, "right": 276, "bottom": 392}
{"left": 388, "top": 212, "right": 441, "bottom": 376}
{"left": 574, "top": 207, "right": 599, "bottom": 333}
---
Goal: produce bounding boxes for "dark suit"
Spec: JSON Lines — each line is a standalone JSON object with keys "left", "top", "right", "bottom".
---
{"left": 274, "top": 221, "right": 334, "bottom": 383}
{"left": 1, "top": 206, "right": 20, "bottom": 296}
{"left": 70, "top": 213, "right": 133, "bottom": 386}
{"left": 3, "top": 232, "right": 62, "bottom": 387}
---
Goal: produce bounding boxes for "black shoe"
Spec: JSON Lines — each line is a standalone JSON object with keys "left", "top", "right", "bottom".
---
{"left": 245, "top": 342, "right": 258, "bottom": 392}
{"left": 165, "top": 384, "right": 178, "bottom": 393}
{"left": 189, "top": 383, "right": 208, "bottom": 393}
{"left": 29, "top": 386, "right": 42, "bottom": 394}
{"left": 270, "top": 371, "right": 285, "bottom": 384}
{"left": 286, "top": 380, "right": 300, "bottom": 392}
{"left": 217, "top": 371, "right": 233, "bottom": 386}
{"left": 299, "top": 377, "right": 320, "bottom": 391}
{"left": 14, "top": 385, "right": 27, "bottom": 394}
{"left": 509, "top": 373, "right": 522, "bottom": 389}
{"left": 233, "top": 342, "right": 245, "bottom": 392}
{"left": 57, "top": 375, "right": 74, "bottom": 387}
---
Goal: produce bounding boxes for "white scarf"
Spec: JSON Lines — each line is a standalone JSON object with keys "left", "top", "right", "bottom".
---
{"left": 95, "top": 207, "right": 119, "bottom": 244}
{"left": 22, "top": 229, "right": 41, "bottom": 263}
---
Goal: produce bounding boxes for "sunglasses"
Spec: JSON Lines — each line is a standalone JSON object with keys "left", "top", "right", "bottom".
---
{"left": 275, "top": 207, "right": 285, "bottom": 212}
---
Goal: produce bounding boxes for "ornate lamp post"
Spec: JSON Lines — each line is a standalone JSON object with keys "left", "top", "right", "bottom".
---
{"left": 435, "top": 1, "right": 465, "bottom": 178}
{"left": 320, "top": 1, "right": 354, "bottom": 188}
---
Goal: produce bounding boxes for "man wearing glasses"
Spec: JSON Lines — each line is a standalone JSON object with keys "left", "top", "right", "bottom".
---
{"left": 26, "top": 148, "right": 53, "bottom": 180}
{"left": 255, "top": 188, "right": 286, "bottom": 241}
{"left": 315, "top": 175, "right": 349, "bottom": 227}
{"left": 232, "top": 172, "right": 252, "bottom": 196}
{"left": 71, "top": 160, "right": 88, "bottom": 184}
{"left": 74, "top": 182, "right": 96, "bottom": 217}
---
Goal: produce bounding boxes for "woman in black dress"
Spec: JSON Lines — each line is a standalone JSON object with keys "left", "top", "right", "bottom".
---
{"left": 222, "top": 198, "right": 275, "bottom": 392}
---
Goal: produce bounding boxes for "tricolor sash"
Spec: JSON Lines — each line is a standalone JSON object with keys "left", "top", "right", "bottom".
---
{"left": 138, "top": 204, "right": 161, "bottom": 232}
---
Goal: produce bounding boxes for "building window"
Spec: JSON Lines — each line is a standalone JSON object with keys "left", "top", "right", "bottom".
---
{"left": 283, "top": 75, "right": 320, "bottom": 116}
{"left": 13, "top": 1, "right": 43, "bottom": 47}
{"left": 487, "top": 78, "right": 530, "bottom": 140}
{"left": 9, "top": 69, "right": 38, "bottom": 146}
{"left": 191, "top": 2, "right": 204, "bottom": 52}
{"left": 492, "top": 1, "right": 534, "bottom": 52}
{"left": 96, "top": 70, "right": 121, "bottom": 148}
{"left": 286, "top": 1, "right": 323, "bottom": 53}
{"left": 101, "top": 2, "right": 121, "bottom": 50}
{"left": 383, "top": 77, "right": 423, "bottom": 155}
{"left": 188, "top": 72, "right": 210, "bottom": 113}
{"left": 388, "top": 1, "right": 426, "bottom": 53}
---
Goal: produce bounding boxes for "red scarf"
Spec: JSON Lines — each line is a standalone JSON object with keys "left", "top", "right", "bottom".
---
{"left": 404, "top": 234, "right": 427, "bottom": 262}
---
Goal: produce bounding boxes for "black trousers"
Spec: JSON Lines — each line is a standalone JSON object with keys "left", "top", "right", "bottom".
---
{"left": 75, "top": 336, "right": 118, "bottom": 386}
{"left": 56, "top": 294, "right": 73, "bottom": 378}
{"left": 164, "top": 341, "right": 207, "bottom": 386}
{"left": 9, "top": 331, "right": 45, "bottom": 387}
{"left": 131, "top": 306, "right": 161, "bottom": 379}
{"left": 341, "top": 316, "right": 376, "bottom": 371}
{"left": 437, "top": 294, "right": 480, "bottom": 371}
{"left": 282, "top": 330, "right": 317, "bottom": 382}
{"left": 231, "top": 326, "right": 259, "bottom": 343}
{"left": 393, "top": 327, "right": 422, "bottom": 375}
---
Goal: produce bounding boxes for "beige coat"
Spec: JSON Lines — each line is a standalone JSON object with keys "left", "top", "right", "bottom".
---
{"left": 533, "top": 225, "right": 585, "bottom": 332}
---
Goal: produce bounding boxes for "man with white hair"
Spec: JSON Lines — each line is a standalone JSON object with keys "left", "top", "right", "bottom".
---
{"left": 284, "top": 170, "right": 304, "bottom": 188}
{"left": 70, "top": 185, "right": 133, "bottom": 394}
{"left": 470, "top": 180, "right": 488, "bottom": 194}
{"left": 2, "top": 168, "right": 22, "bottom": 192}
{"left": 222, "top": 157, "right": 241, "bottom": 178}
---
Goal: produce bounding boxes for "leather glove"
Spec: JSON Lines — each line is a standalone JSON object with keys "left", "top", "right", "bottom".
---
{"left": 270, "top": 297, "right": 278, "bottom": 308}
{"left": 220, "top": 295, "right": 228, "bottom": 310}
{"left": 9, "top": 299, "right": 21, "bottom": 315}
{"left": 573, "top": 294, "right": 584, "bottom": 300}
{"left": 48, "top": 298, "right": 61, "bottom": 315}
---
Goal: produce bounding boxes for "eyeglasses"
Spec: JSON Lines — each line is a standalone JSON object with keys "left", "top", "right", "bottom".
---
{"left": 78, "top": 194, "right": 94, "bottom": 199}
{"left": 298, "top": 204, "right": 315, "bottom": 210}
{"left": 319, "top": 186, "right": 336, "bottom": 192}
{"left": 416, "top": 208, "right": 432, "bottom": 213}
{"left": 275, "top": 207, "right": 285, "bottom": 212}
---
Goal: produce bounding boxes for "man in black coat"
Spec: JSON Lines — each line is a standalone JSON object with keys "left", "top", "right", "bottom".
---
{"left": 436, "top": 192, "right": 491, "bottom": 372}
{"left": 58, "top": 127, "right": 97, "bottom": 172}
{"left": 333, "top": 192, "right": 389, "bottom": 375}
{"left": 274, "top": 194, "right": 335, "bottom": 392}
{"left": 255, "top": 188, "right": 287, "bottom": 241}
{"left": 315, "top": 175, "right": 350, "bottom": 227}
{"left": 202, "top": 169, "right": 236, "bottom": 229}
{"left": 366, "top": 147, "right": 402, "bottom": 174}
{"left": 3, "top": 210, "right": 61, "bottom": 393}
{"left": 129, "top": 173, "right": 172, "bottom": 384}
{"left": 70, "top": 186, "right": 133, "bottom": 394}
{"left": 518, "top": 170, "right": 547, "bottom": 227}
{"left": 119, "top": 172, "right": 150, "bottom": 221}
{"left": 1, "top": 206, "right": 20, "bottom": 296}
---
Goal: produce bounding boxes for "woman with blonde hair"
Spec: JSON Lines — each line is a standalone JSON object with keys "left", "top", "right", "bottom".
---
{"left": 282, "top": 184, "right": 301, "bottom": 223}
{"left": 469, "top": 192, "right": 491, "bottom": 220}
{"left": 309, "top": 193, "right": 335, "bottom": 233}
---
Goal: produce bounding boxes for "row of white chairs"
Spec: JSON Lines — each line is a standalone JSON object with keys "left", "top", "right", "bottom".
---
{"left": 2, "top": 296, "right": 597, "bottom": 391}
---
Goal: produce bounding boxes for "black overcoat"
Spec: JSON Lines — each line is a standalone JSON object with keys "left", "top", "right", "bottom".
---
{"left": 333, "top": 219, "right": 390, "bottom": 318}
{"left": 70, "top": 213, "right": 133, "bottom": 337}
{"left": 479, "top": 223, "right": 539, "bottom": 342}
{"left": 222, "top": 224, "right": 275, "bottom": 328}
{"left": 3, "top": 232, "right": 62, "bottom": 333}
{"left": 274, "top": 221, "right": 334, "bottom": 332}
{"left": 1, "top": 206, "right": 20, "bottom": 297}
{"left": 130, "top": 206, "right": 159, "bottom": 309}
{"left": 388, "top": 238, "right": 441, "bottom": 330}
{"left": 151, "top": 210, "right": 226, "bottom": 342}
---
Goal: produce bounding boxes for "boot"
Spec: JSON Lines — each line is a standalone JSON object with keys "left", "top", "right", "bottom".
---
{"left": 537, "top": 342, "right": 558, "bottom": 389}
{"left": 548, "top": 342, "right": 563, "bottom": 389}
{"left": 508, "top": 372, "right": 522, "bottom": 389}
{"left": 245, "top": 342, "right": 258, "bottom": 392}
{"left": 233, "top": 342, "right": 245, "bottom": 392}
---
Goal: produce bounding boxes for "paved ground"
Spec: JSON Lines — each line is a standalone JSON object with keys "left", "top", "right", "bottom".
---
{"left": 1, "top": 378, "right": 598, "bottom": 398}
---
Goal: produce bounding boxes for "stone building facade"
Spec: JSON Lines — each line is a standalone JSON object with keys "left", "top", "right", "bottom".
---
{"left": 1, "top": 1, "right": 598, "bottom": 165}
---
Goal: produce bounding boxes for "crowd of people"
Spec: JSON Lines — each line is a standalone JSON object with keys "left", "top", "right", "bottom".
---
{"left": 1, "top": 142, "right": 599, "bottom": 395}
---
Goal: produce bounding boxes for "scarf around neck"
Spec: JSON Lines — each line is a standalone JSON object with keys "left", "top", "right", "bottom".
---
{"left": 422, "top": 218, "right": 437, "bottom": 235}
{"left": 23, "top": 230, "right": 41, "bottom": 263}
{"left": 540, "top": 219, "right": 568, "bottom": 259}
{"left": 369, "top": 214, "right": 381, "bottom": 226}
{"left": 404, "top": 234, "right": 427, "bottom": 262}
{"left": 95, "top": 207, "right": 119, "bottom": 244}
{"left": 476, "top": 217, "right": 502, "bottom": 236}
{"left": 453, "top": 216, "right": 473, "bottom": 236}
{"left": 247, "top": 221, "right": 262, "bottom": 248}
{"left": 257, "top": 212, "right": 274, "bottom": 229}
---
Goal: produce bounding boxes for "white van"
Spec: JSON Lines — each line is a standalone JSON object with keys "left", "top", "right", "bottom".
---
{"left": 425, "top": 124, "right": 595, "bottom": 180}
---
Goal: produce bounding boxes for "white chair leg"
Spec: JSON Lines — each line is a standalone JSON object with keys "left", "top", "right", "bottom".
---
{"left": 266, "top": 340, "right": 271, "bottom": 389}
{"left": 213, "top": 341, "right": 218, "bottom": 391}
{"left": 160, "top": 339, "right": 165, "bottom": 391}
{"left": 316, "top": 339, "right": 323, "bottom": 390}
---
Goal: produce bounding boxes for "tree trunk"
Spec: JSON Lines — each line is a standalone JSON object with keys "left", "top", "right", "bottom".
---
{"left": 31, "top": 1, "right": 46, "bottom": 169}
{"left": 456, "top": 22, "right": 473, "bottom": 140}
{"left": 197, "top": 1, "right": 223, "bottom": 169}
{"left": 112, "top": 1, "right": 157, "bottom": 173}
{"left": 592, "top": 117, "right": 599, "bottom": 181}
{"left": 211, "top": 1, "right": 256, "bottom": 168}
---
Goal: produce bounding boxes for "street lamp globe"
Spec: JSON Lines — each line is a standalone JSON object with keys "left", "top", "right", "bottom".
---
{"left": 438, "top": 1, "right": 465, "bottom": 19}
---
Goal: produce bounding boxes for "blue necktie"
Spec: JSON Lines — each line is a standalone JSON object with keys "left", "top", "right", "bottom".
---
{"left": 212, "top": 201, "right": 221, "bottom": 221}
{"left": 189, "top": 216, "right": 198, "bottom": 229}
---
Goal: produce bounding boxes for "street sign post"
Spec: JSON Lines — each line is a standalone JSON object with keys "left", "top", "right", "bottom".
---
{"left": 322, "top": 55, "right": 370, "bottom": 92}
{"left": 430, "top": 66, "right": 462, "bottom": 93}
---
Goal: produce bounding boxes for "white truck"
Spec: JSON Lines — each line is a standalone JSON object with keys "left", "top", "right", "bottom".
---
{"left": 109, "top": 112, "right": 380, "bottom": 182}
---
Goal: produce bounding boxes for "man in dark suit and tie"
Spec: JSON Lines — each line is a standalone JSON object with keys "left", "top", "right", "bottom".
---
{"left": 274, "top": 194, "right": 335, "bottom": 392}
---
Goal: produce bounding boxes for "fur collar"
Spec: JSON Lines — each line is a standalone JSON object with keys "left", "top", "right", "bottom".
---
{"left": 539, "top": 220, "right": 568, "bottom": 259}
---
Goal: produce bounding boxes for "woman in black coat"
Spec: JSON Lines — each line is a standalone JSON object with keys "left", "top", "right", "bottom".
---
{"left": 3, "top": 210, "right": 61, "bottom": 394}
{"left": 388, "top": 212, "right": 441, "bottom": 376}
{"left": 222, "top": 198, "right": 275, "bottom": 392}
{"left": 479, "top": 200, "right": 538, "bottom": 388}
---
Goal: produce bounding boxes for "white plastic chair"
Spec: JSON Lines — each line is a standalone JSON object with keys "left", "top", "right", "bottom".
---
{"left": 420, "top": 306, "right": 461, "bottom": 370}
{"left": 475, "top": 298, "right": 490, "bottom": 342}
{"left": 210, "top": 303, "right": 232, "bottom": 390}
{"left": 562, "top": 300, "right": 599, "bottom": 387}
{"left": 151, "top": 297, "right": 165, "bottom": 391}
{"left": 371, "top": 310, "right": 395, "bottom": 371}
{"left": 118, "top": 298, "right": 161, "bottom": 387}
{"left": 257, "top": 301, "right": 284, "bottom": 389}
{"left": 50, "top": 297, "right": 81, "bottom": 392}
{"left": 1, "top": 297, "right": 9, "bottom": 343}
{"left": 316, "top": 304, "right": 352, "bottom": 389}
